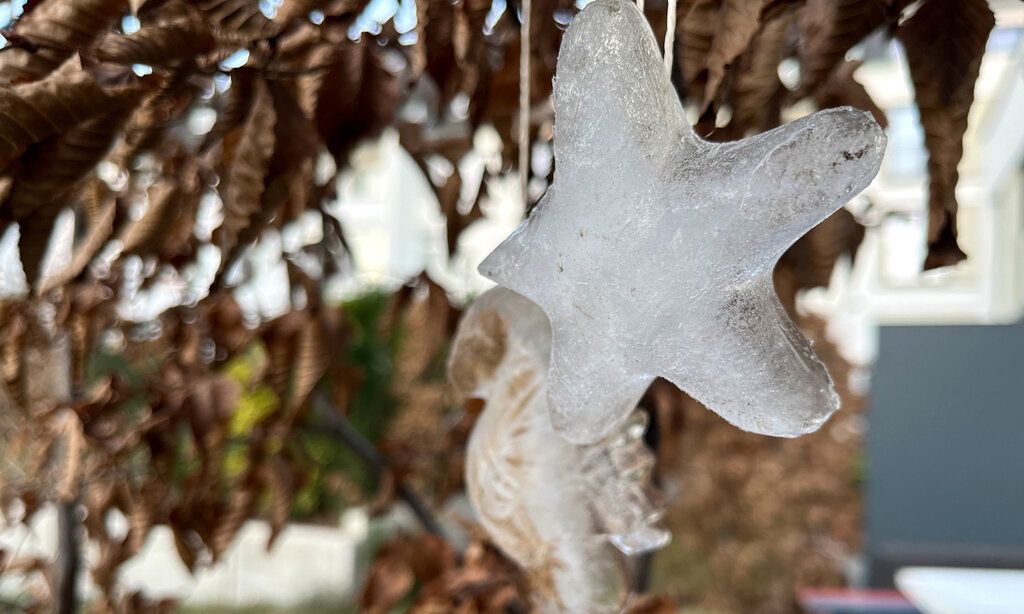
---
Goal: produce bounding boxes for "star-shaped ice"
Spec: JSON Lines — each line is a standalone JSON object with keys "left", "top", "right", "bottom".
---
{"left": 479, "top": 0, "right": 885, "bottom": 445}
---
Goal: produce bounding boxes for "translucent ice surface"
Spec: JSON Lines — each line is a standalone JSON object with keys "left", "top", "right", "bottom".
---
{"left": 450, "top": 287, "right": 669, "bottom": 613}
{"left": 479, "top": 0, "right": 886, "bottom": 445}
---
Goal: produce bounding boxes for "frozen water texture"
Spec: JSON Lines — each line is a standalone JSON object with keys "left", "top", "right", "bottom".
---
{"left": 450, "top": 287, "right": 669, "bottom": 613}
{"left": 479, "top": 0, "right": 886, "bottom": 444}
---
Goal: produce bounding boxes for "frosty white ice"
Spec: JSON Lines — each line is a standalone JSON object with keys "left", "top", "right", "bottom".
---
{"left": 479, "top": 0, "right": 886, "bottom": 445}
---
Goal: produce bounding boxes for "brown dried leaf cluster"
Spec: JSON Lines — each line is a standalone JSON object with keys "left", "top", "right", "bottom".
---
{"left": 360, "top": 532, "right": 530, "bottom": 614}
{"left": 360, "top": 531, "right": 680, "bottom": 613}
{"left": 0, "top": 0, "right": 993, "bottom": 296}
{"left": 0, "top": 284, "right": 354, "bottom": 609}
{"left": 672, "top": 0, "right": 992, "bottom": 265}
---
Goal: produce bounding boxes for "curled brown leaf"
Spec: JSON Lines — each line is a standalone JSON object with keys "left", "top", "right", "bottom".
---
{"left": 796, "top": 0, "right": 900, "bottom": 97}
{"left": 213, "top": 73, "right": 277, "bottom": 256}
{"left": 94, "top": 19, "right": 219, "bottom": 66}
{"left": 0, "top": 58, "right": 138, "bottom": 174}
{"left": 0, "top": 0, "right": 129, "bottom": 84}
{"left": 703, "top": 0, "right": 768, "bottom": 110}
{"left": 898, "top": 0, "right": 994, "bottom": 268}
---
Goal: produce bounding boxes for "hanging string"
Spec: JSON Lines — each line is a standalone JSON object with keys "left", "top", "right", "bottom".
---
{"left": 519, "top": 0, "right": 532, "bottom": 207}
{"left": 663, "top": 0, "right": 677, "bottom": 75}
{"left": 636, "top": 0, "right": 644, "bottom": 14}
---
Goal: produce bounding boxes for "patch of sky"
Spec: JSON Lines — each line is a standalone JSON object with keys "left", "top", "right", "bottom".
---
{"left": 553, "top": 8, "right": 573, "bottom": 27}
{"left": 121, "top": 13, "right": 141, "bottom": 34}
{"left": 0, "top": 225, "right": 28, "bottom": 299}
{"left": 259, "top": 0, "right": 282, "bottom": 19}
{"left": 349, "top": 0, "right": 399, "bottom": 39}
{"left": 220, "top": 49, "right": 250, "bottom": 70}
{"left": 214, "top": 72, "right": 232, "bottom": 94}
{"left": 393, "top": 0, "right": 416, "bottom": 34}
{"left": 484, "top": 0, "right": 505, "bottom": 34}
{"left": 0, "top": 0, "right": 26, "bottom": 29}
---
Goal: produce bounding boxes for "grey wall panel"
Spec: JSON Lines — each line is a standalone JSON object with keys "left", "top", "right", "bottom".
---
{"left": 867, "top": 317, "right": 1024, "bottom": 586}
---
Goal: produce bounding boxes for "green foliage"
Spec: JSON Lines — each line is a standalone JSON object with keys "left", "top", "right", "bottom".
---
{"left": 339, "top": 291, "right": 402, "bottom": 445}
{"left": 286, "top": 291, "right": 407, "bottom": 519}
{"left": 85, "top": 344, "right": 139, "bottom": 388}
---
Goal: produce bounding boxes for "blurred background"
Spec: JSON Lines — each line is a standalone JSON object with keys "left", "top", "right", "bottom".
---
{"left": 0, "top": 0, "right": 1022, "bottom": 612}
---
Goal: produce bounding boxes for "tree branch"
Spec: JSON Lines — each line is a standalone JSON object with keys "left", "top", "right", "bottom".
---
{"left": 311, "top": 392, "right": 446, "bottom": 539}
{"left": 54, "top": 499, "right": 80, "bottom": 614}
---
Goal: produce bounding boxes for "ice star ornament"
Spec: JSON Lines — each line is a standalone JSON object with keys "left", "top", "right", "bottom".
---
{"left": 479, "top": 0, "right": 886, "bottom": 445}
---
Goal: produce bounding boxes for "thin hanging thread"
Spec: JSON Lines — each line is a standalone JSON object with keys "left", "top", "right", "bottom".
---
{"left": 663, "top": 0, "right": 677, "bottom": 75}
{"left": 519, "top": 0, "right": 532, "bottom": 207}
{"left": 637, "top": 0, "right": 644, "bottom": 14}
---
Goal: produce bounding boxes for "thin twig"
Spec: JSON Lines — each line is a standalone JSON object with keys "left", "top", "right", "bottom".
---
{"left": 311, "top": 392, "right": 446, "bottom": 538}
{"left": 54, "top": 499, "right": 80, "bottom": 614}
